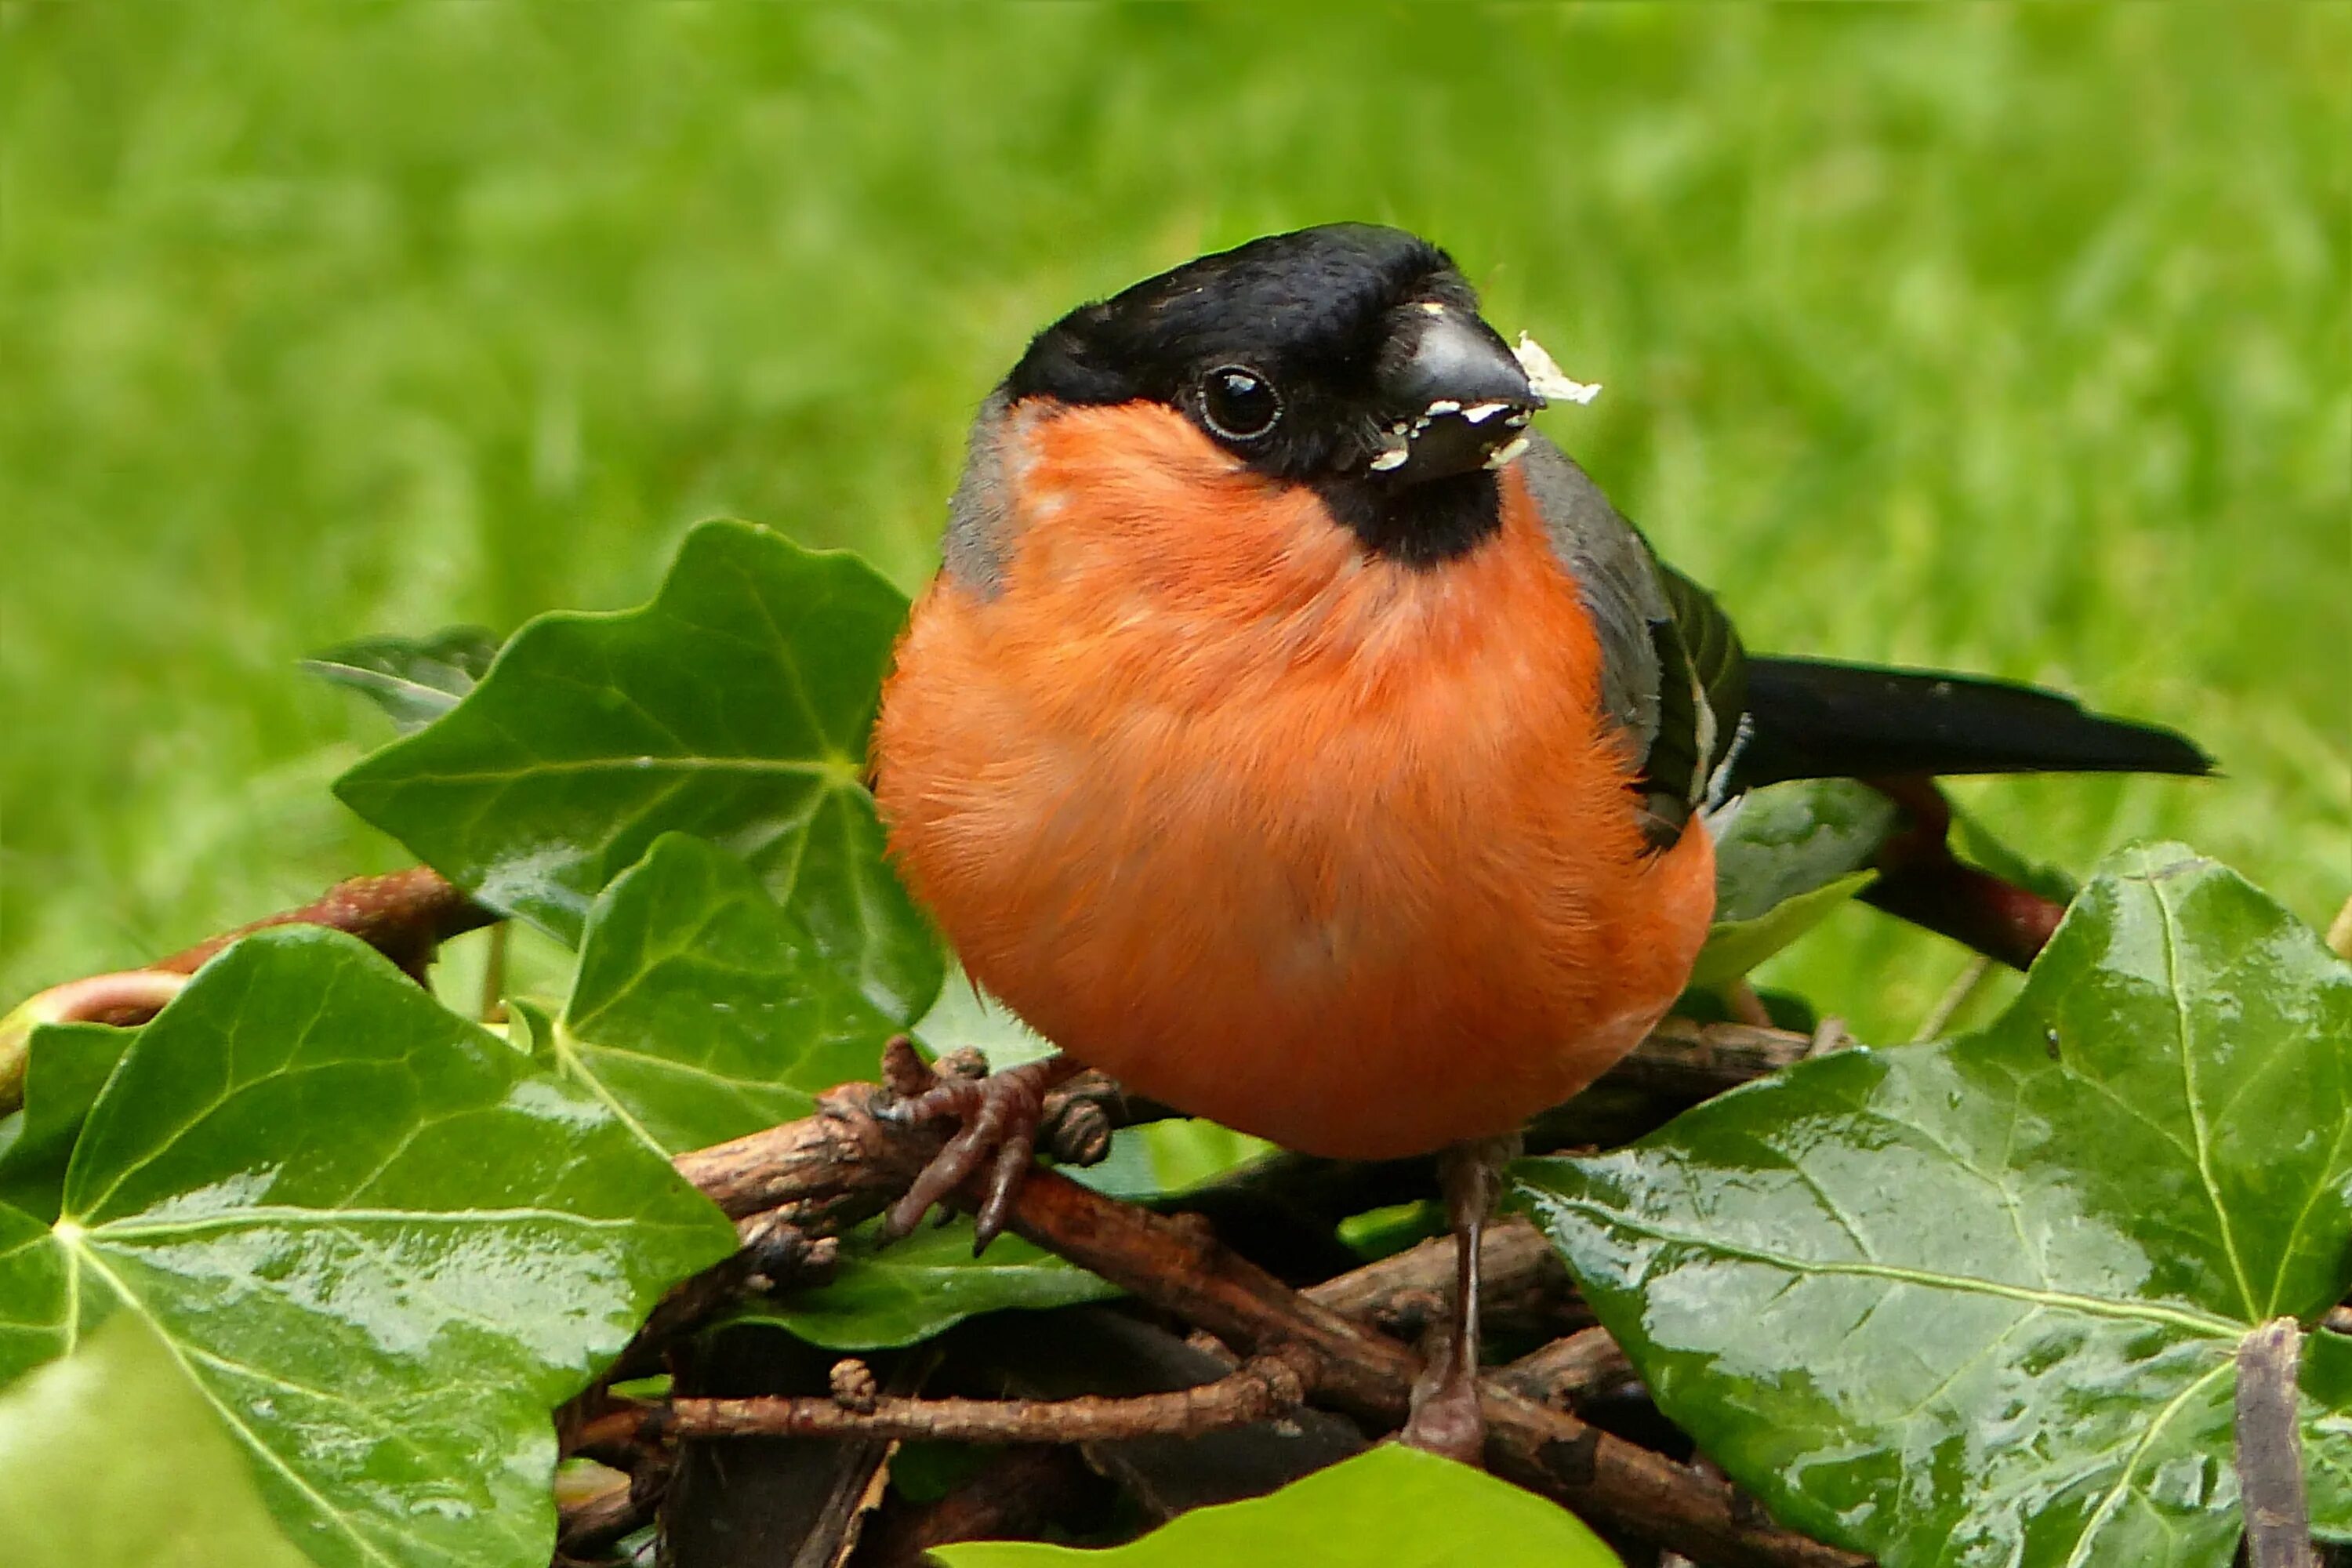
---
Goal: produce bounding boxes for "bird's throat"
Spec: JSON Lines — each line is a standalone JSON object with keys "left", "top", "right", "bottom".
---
{"left": 1315, "top": 469, "right": 1504, "bottom": 568}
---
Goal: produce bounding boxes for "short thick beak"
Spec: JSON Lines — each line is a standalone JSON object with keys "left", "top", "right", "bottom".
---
{"left": 1367, "top": 303, "right": 1543, "bottom": 484}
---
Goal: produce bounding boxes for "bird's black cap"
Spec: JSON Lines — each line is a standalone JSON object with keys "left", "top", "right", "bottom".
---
{"left": 1006, "top": 223, "right": 1548, "bottom": 565}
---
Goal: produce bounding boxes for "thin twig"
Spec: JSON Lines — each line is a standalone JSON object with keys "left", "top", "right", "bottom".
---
{"left": 2237, "top": 1318, "right": 2315, "bottom": 1568}
{"left": 993, "top": 1169, "right": 1864, "bottom": 1568}
{"left": 1499, "top": 1326, "right": 1637, "bottom": 1408}
{"left": 663, "top": 1078, "right": 1862, "bottom": 1566}
{"left": 596, "top": 1210, "right": 839, "bottom": 1391}
{"left": 1914, "top": 955, "right": 1992, "bottom": 1041}
{"left": 1305, "top": 1214, "right": 1587, "bottom": 1343}
{"left": 154, "top": 865, "right": 497, "bottom": 979}
{"left": 0, "top": 971, "right": 191, "bottom": 1114}
{"left": 662, "top": 1350, "right": 1311, "bottom": 1446}
{"left": 1594, "top": 1016, "right": 1820, "bottom": 1100}
{"left": 2, "top": 866, "right": 500, "bottom": 1115}
{"left": 655, "top": 1024, "right": 1863, "bottom": 1564}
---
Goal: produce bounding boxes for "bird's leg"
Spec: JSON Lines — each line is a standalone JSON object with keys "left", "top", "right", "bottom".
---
{"left": 877, "top": 1040, "right": 1085, "bottom": 1250}
{"left": 1399, "top": 1134, "right": 1519, "bottom": 1465}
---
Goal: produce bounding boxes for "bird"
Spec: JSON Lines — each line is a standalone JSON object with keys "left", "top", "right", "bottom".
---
{"left": 867, "top": 222, "right": 2209, "bottom": 1459}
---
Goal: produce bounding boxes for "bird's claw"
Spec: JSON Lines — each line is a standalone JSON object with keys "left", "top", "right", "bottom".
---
{"left": 878, "top": 1049, "right": 1076, "bottom": 1252}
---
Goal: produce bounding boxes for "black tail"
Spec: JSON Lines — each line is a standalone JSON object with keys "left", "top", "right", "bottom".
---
{"left": 1733, "top": 656, "right": 2213, "bottom": 788}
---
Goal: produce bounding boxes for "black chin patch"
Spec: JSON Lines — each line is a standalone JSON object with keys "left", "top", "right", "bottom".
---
{"left": 1314, "top": 470, "right": 1504, "bottom": 568}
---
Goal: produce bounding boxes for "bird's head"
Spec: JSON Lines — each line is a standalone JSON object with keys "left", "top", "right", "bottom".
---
{"left": 1001, "top": 223, "right": 1584, "bottom": 565}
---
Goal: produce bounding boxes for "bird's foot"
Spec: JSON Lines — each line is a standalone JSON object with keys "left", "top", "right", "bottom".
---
{"left": 1396, "top": 1134, "right": 1518, "bottom": 1465}
{"left": 877, "top": 1039, "right": 1083, "bottom": 1250}
{"left": 1399, "top": 1355, "right": 1487, "bottom": 1465}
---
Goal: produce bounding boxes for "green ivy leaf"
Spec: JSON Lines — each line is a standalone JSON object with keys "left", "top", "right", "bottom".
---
{"left": 2307, "top": 1331, "right": 2352, "bottom": 1528}
{"left": 1710, "top": 779, "right": 1900, "bottom": 924}
{"left": 1516, "top": 844, "right": 2352, "bottom": 1567}
{"left": 0, "top": 1202, "right": 69, "bottom": 1384}
{"left": 0, "top": 927, "right": 736, "bottom": 1568}
{"left": 0, "top": 1023, "right": 132, "bottom": 1222}
{"left": 1690, "top": 870, "right": 1878, "bottom": 989}
{"left": 1694, "top": 779, "right": 1899, "bottom": 982}
{"left": 334, "top": 519, "right": 942, "bottom": 1022}
{"left": 0, "top": 1315, "right": 311, "bottom": 1568}
{"left": 930, "top": 1444, "right": 1624, "bottom": 1566}
{"left": 554, "top": 833, "right": 913, "bottom": 1153}
{"left": 735, "top": 1216, "right": 1121, "bottom": 1351}
{"left": 301, "top": 625, "right": 501, "bottom": 733}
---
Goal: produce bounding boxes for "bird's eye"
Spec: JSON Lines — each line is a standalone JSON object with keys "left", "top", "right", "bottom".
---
{"left": 1198, "top": 365, "right": 1281, "bottom": 442}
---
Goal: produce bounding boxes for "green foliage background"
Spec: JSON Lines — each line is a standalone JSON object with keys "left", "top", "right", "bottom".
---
{"left": 4, "top": 4, "right": 2347, "bottom": 1041}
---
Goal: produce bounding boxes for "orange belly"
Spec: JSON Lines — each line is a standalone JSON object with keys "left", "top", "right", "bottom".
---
{"left": 873, "top": 403, "right": 1715, "bottom": 1160}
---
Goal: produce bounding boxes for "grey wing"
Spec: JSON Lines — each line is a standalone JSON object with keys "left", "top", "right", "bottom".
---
{"left": 940, "top": 387, "right": 1018, "bottom": 595}
{"left": 1516, "top": 434, "right": 1747, "bottom": 845}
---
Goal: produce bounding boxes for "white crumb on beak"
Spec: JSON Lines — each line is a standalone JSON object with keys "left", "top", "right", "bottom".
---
{"left": 1483, "top": 434, "right": 1532, "bottom": 470}
{"left": 1424, "top": 398, "right": 1461, "bottom": 416}
{"left": 1513, "top": 333, "right": 1603, "bottom": 405}
{"left": 1461, "top": 401, "right": 1511, "bottom": 424}
{"left": 1368, "top": 445, "right": 1411, "bottom": 472}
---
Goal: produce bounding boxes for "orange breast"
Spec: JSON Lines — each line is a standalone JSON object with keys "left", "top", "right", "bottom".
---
{"left": 873, "top": 402, "right": 1715, "bottom": 1159}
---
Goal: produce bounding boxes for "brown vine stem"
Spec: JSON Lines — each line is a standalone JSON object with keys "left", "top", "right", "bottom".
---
{"left": 662, "top": 1348, "right": 1312, "bottom": 1445}
{"left": 151, "top": 865, "right": 496, "bottom": 979}
{"left": 665, "top": 1085, "right": 1867, "bottom": 1568}
{"left": 1, "top": 866, "right": 499, "bottom": 1114}
{"left": 2236, "top": 1319, "right": 2315, "bottom": 1568}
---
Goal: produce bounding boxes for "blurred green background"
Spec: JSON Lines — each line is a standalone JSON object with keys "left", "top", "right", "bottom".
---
{"left": 3, "top": 4, "right": 2346, "bottom": 1042}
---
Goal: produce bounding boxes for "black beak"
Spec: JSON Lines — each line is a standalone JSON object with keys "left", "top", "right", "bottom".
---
{"left": 1367, "top": 303, "right": 1543, "bottom": 485}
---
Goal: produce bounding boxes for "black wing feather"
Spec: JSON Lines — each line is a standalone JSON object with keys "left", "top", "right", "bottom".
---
{"left": 1733, "top": 657, "right": 2214, "bottom": 787}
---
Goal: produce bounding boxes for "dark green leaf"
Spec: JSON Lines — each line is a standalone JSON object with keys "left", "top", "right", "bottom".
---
{"left": 930, "top": 1444, "right": 1624, "bottom": 1566}
{"left": 335, "top": 520, "right": 942, "bottom": 1022}
{"left": 1516, "top": 844, "right": 2352, "bottom": 1567}
{"left": 554, "top": 833, "right": 910, "bottom": 1152}
{"left": 0, "top": 927, "right": 735, "bottom": 1568}
{"left": 1693, "top": 779, "right": 1899, "bottom": 982}
{"left": 301, "top": 625, "right": 500, "bottom": 733}
{"left": 735, "top": 1217, "right": 1120, "bottom": 1351}
{"left": 0, "top": 1316, "right": 312, "bottom": 1568}
{"left": 0, "top": 1023, "right": 132, "bottom": 1221}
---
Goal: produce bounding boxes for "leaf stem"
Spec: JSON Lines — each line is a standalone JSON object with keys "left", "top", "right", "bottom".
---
{"left": 2235, "top": 1318, "right": 2315, "bottom": 1568}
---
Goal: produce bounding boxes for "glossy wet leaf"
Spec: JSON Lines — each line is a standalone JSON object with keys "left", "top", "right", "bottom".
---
{"left": 931, "top": 1443, "right": 1623, "bottom": 1567}
{"left": 1694, "top": 779, "right": 1898, "bottom": 980}
{"left": 0, "top": 1315, "right": 310, "bottom": 1568}
{"left": 301, "top": 624, "right": 500, "bottom": 733}
{"left": 0, "top": 927, "right": 736, "bottom": 1568}
{"left": 0, "top": 1022, "right": 132, "bottom": 1221}
{"left": 1517, "top": 844, "right": 2352, "bottom": 1567}
{"left": 737, "top": 1216, "right": 1120, "bottom": 1350}
{"left": 336, "top": 519, "right": 942, "bottom": 1022}
{"left": 555, "top": 832, "right": 911, "bottom": 1152}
